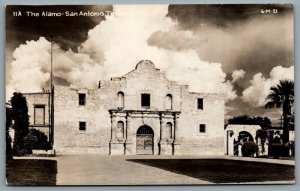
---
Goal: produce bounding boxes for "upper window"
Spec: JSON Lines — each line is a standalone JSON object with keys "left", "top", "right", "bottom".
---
{"left": 166, "top": 94, "right": 172, "bottom": 110}
{"left": 199, "top": 124, "right": 206, "bottom": 133}
{"left": 79, "top": 93, "right": 86, "bottom": 105}
{"left": 79, "top": 121, "right": 86, "bottom": 131}
{"left": 197, "top": 98, "right": 203, "bottom": 110}
{"left": 117, "top": 91, "right": 124, "bottom": 108}
{"left": 34, "top": 105, "right": 45, "bottom": 125}
{"left": 141, "top": 93, "right": 150, "bottom": 107}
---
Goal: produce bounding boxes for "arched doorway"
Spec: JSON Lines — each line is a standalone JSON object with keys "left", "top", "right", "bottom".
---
{"left": 136, "top": 125, "right": 154, "bottom": 155}
{"left": 234, "top": 131, "right": 254, "bottom": 156}
{"left": 238, "top": 131, "right": 254, "bottom": 142}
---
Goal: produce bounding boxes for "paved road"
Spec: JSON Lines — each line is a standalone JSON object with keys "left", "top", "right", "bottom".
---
{"left": 55, "top": 155, "right": 211, "bottom": 185}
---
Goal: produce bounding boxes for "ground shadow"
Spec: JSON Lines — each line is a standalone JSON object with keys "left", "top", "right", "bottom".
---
{"left": 6, "top": 159, "right": 57, "bottom": 185}
{"left": 127, "top": 159, "right": 294, "bottom": 183}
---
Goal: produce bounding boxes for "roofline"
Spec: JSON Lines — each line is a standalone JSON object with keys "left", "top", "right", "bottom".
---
{"left": 22, "top": 92, "right": 51, "bottom": 95}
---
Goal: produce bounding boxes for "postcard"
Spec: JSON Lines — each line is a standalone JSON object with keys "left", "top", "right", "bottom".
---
{"left": 5, "top": 4, "right": 294, "bottom": 185}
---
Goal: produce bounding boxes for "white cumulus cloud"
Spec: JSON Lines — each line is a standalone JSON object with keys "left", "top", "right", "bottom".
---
{"left": 7, "top": 37, "right": 51, "bottom": 99}
{"left": 7, "top": 5, "right": 237, "bottom": 102}
{"left": 242, "top": 66, "right": 294, "bottom": 106}
{"left": 80, "top": 5, "right": 236, "bottom": 99}
{"left": 231, "top": 69, "right": 246, "bottom": 83}
{"left": 6, "top": 37, "right": 102, "bottom": 100}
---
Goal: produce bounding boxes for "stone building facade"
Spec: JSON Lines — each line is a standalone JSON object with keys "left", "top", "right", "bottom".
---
{"left": 23, "top": 92, "right": 52, "bottom": 140}
{"left": 24, "top": 60, "right": 225, "bottom": 155}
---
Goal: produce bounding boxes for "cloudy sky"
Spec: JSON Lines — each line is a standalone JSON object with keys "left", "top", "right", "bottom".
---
{"left": 6, "top": 4, "right": 294, "bottom": 124}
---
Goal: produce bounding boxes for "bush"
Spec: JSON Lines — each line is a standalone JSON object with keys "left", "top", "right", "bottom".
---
{"left": 24, "top": 133, "right": 38, "bottom": 154}
{"left": 13, "top": 146, "right": 28, "bottom": 156}
{"left": 272, "top": 143, "right": 282, "bottom": 159}
{"left": 24, "top": 129, "right": 52, "bottom": 152}
{"left": 242, "top": 141, "right": 258, "bottom": 157}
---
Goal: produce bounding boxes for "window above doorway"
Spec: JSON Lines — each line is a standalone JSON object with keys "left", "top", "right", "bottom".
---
{"left": 141, "top": 93, "right": 150, "bottom": 108}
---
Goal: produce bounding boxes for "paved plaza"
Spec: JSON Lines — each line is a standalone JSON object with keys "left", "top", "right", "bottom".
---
{"left": 11, "top": 155, "right": 295, "bottom": 185}
{"left": 56, "top": 155, "right": 211, "bottom": 185}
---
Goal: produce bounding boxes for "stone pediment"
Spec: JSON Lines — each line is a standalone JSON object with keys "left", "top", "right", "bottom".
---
{"left": 111, "top": 60, "right": 183, "bottom": 89}
{"left": 134, "top": 60, "right": 158, "bottom": 71}
{"left": 122, "top": 60, "right": 164, "bottom": 79}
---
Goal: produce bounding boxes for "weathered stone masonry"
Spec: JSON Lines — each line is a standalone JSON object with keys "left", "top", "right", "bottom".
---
{"left": 24, "top": 60, "right": 225, "bottom": 155}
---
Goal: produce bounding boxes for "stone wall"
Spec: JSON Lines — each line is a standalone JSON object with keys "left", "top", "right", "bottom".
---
{"left": 54, "top": 86, "right": 111, "bottom": 154}
{"left": 25, "top": 60, "right": 225, "bottom": 155}
{"left": 179, "top": 91, "right": 225, "bottom": 155}
{"left": 225, "top": 124, "right": 261, "bottom": 156}
{"left": 23, "top": 93, "right": 51, "bottom": 137}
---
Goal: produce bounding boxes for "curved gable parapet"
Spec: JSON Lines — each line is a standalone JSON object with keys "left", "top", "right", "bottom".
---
{"left": 121, "top": 60, "right": 173, "bottom": 83}
{"left": 119, "top": 60, "right": 161, "bottom": 80}
{"left": 135, "top": 60, "right": 158, "bottom": 71}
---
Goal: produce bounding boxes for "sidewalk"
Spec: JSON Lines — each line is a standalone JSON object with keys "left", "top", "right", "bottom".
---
{"left": 222, "top": 155, "right": 295, "bottom": 166}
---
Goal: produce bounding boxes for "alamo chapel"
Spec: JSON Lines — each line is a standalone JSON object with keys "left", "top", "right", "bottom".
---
{"left": 23, "top": 60, "right": 225, "bottom": 155}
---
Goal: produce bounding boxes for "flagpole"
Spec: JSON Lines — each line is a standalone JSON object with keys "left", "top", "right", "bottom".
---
{"left": 50, "top": 35, "right": 54, "bottom": 147}
{"left": 50, "top": 35, "right": 53, "bottom": 91}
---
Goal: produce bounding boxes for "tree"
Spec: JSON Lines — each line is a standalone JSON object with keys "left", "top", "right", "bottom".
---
{"left": 265, "top": 79, "right": 294, "bottom": 156}
{"left": 227, "top": 115, "right": 271, "bottom": 129}
{"left": 10, "top": 93, "right": 30, "bottom": 156}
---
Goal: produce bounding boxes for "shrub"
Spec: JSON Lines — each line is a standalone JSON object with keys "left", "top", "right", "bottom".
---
{"left": 13, "top": 146, "right": 28, "bottom": 156}
{"left": 24, "top": 129, "right": 52, "bottom": 152}
{"left": 272, "top": 143, "right": 282, "bottom": 159}
{"left": 242, "top": 141, "right": 258, "bottom": 157}
{"left": 24, "top": 133, "right": 38, "bottom": 154}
